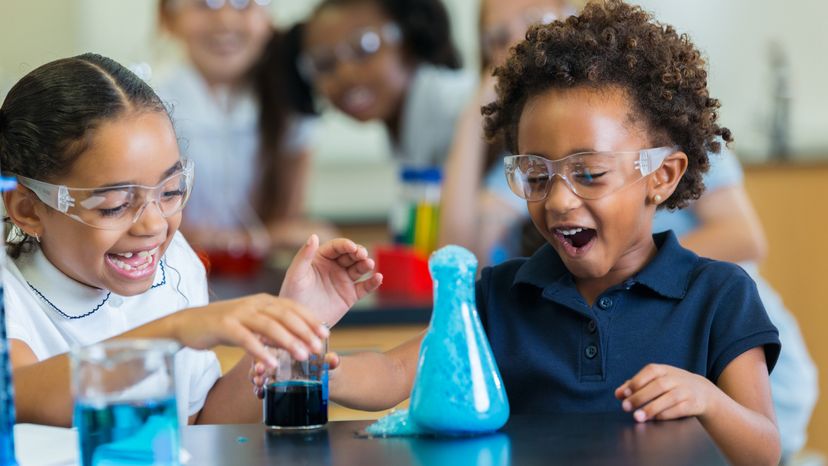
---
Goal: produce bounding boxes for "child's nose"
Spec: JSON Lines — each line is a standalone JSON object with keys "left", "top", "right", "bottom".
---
{"left": 544, "top": 176, "right": 581, "bottom": 214}
{"left": 130, "top": 201, "right": 168, "bottom": 236}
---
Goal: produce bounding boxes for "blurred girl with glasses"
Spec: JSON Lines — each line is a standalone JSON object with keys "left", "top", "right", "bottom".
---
{"left": 155, "top": 0, "right": 334, "bottom": 261}
{"left": 299, "top": 0, "right": 474, "bottom": 168}
{"left": 0, "top": 53, "right": 382, "bottom": 426}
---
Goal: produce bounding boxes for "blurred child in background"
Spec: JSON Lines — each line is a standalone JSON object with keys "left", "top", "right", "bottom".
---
{"left": 156, "top": 0, "right": 333, "bottom": 260}
{"left": 299, "top": 0, "right": 474, "bottom": 168}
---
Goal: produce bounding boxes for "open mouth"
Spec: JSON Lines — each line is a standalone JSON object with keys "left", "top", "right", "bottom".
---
{"left": 105, "top": 246, "right": 160, "bottom": 279}
{"left": 340, "top": 87, "right": 376, "bottom": 117}
{"left": 553, "top": 227, "right": 597, "bottom": 256}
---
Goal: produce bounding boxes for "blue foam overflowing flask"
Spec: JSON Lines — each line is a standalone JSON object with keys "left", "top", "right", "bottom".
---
{"left": 1, "top": 176, "right": 18, "bottom": 466}
{"left": 409, "top": 245, "right": 509, "bottom": 433}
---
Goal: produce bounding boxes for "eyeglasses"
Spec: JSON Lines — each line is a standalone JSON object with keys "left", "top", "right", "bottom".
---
{"left": 482, "top": 8, "right": 560, "bottom": 62}
{"left": 504, "top": 147, "right": 677, "bottom": 201}
{"left": 167, "top": 0, "right": 271, "bottom": 12}
{"left": 298, "top": 23, "right": 402, "bottom": 80}
{"left": 14, "top": 159, "right": 194, "bottom": 230}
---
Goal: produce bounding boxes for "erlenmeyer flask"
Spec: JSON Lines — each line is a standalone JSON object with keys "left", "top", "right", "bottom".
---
{"left": 409, "top": 246, "right": 509, "bottom": 433}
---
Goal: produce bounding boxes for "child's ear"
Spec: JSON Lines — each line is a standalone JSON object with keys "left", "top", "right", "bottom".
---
{"left": 648, "top": 151, "right": 688, "bottom": 206}
{"left": 4, "top": 188, "right": 45, "bottom": 238}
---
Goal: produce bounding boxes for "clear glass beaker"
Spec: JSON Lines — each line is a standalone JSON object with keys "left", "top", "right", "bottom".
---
{"left": 263, "top": 341, "right": 329, "bottom": 431}
{"left": 71, "top": 339, "right": 180, "bottom": 466}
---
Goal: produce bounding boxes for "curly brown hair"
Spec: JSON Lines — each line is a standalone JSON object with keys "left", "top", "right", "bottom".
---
{"left": 483, "top": 0, "right": 732, "bottom": 210}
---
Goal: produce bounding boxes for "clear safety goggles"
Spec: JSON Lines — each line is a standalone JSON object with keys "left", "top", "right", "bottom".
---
{"left": 298, "top": 23, "right": 402, "bottom": 80}
{"left": 504, "top": 147, "right": 677, "bottom": 201}
{"left": 166, "top": 0, "right": 271, "bottom": 11}
{"left": 14, "top": 159, "right": 194, "bottom": 230}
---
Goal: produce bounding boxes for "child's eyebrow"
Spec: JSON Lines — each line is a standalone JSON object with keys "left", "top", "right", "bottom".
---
{"left": 92, "top": 160, "right": 184, "bottom": 191}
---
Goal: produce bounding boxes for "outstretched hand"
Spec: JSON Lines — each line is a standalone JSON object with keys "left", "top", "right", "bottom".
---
{"left": 280, "top": 235, "right": 383, "bottom": 326}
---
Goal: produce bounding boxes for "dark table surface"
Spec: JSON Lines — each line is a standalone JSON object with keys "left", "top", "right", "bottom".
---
{"left": 182, "top": 413, "right": 727, "bottom": 466}
{"left": 208, "top": 267, "right": 432, "bottom": 327}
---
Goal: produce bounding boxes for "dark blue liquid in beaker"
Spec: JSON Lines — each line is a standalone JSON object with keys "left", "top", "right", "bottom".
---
{"left": 264, "top": 381, "right": 328, "bottom": 429}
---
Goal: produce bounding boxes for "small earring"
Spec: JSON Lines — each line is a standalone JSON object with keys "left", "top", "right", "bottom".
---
{"left": 653, "top": 194, "right": 663, "bottom": 204}
{"left": 33, "top": 233, "right": 40, "bottom": 243}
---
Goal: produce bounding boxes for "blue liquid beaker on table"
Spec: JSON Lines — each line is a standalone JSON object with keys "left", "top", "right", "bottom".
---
{"left": 409, "top": 246, "right": 509, "bottom": 434}
{"left": 263, "top": 340, "right": 329, "bottom": 431}
{"left": 71, "top": 339, "right": 180, "bottom": 466}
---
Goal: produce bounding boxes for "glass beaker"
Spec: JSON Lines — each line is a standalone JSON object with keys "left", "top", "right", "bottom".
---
{"left": 71, "top": 339, "right": 180, "bottom": 466}
{"left": 263, "top": 341, "right": 329, "bottom": 430}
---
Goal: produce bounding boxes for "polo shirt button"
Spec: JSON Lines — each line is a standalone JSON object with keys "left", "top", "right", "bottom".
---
{"left": 598, "top": 296, "right": 613, "bottom": 310}
{"left": 587, "top": 320, "right": 597, "bottom": 333}
{"left": 585, "top": 345, "right": 598, "bottom": 359}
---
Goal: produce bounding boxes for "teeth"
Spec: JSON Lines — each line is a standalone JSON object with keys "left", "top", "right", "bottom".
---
{"left": 109, "top": 246, "right": 158, "bottom": 272}
{"left": 558, "top": 227, "right": 584, "bottom": 236}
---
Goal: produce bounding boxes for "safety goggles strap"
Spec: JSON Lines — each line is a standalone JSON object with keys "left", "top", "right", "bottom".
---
{"left": 636, "top": 146, "right": 679, "bottom": 176}
{"left": 15, "top": 175, "right": 75, "bottom": 213}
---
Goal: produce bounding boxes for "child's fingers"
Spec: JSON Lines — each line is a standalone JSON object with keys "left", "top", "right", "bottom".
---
{"left": 319, "top": 238, "right": 359, "bottom": 261}
{"left": 633, "top": 392, "right": 688, "bottom": 423}
{"left": 324, "top": 352, "right": 341, "bottom": 370}
{"left": 227, "top": 321, "right": 278, "bottom": 368}
{"left": 354, "top": 273, "right": 383, "bottom": 300}
{"left": 614, "top": 381, "right": 631, "bottom": 400}
{"left": 346, "top": 258, "right": 375, "bottom": 281}
{"left": 252, "top": 374, "right": 266, "bottom": 388}
{"left": 335, "top": 249, "right": 366, "bottom": 268}
{"left": 260, "top": 305, "right": 324, "bottom": 353}
{"left": 242, "top": 315, "right": 310, "bottom": 361}
{"left": 262, "top": 298, "right": 328, "bottom": 340}
{"left": 626, "top": 364, "right": 669, "bottom": 394}
{"left": 285, "top": 235, "right": 320, "bottom": 277}
{"left": 622, "top": 376, "right": 677, "bottom": 413}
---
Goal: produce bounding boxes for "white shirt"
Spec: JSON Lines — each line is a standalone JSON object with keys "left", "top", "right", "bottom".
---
{"left": 394, "top": 65, "right": 477, "bottom": 168}
{"left": 153, "top": 65, "right": 315, "bottom": 231}
{"left": 2, "top": 232, "right": 221, "bottom": 424}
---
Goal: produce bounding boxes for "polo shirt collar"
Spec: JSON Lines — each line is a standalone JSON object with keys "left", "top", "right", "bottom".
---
{"left": 18, "top": 246, "right": 165, "bottom": 319}
{"left": 633, "top": 231, "right": 698, "bottom": 299}
{"left": 512, "top": 230, "right": 698, "bottom": 300}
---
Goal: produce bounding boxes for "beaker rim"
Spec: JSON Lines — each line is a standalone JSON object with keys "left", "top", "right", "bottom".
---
{"left": 71, "top": 338, "right": 181, "bottom": 364}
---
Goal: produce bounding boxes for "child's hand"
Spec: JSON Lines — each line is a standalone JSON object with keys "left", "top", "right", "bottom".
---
{"left": 170, "top": 294, "right": 329, "bottom": 367}
{"left": 279, "top": 235, "right": 383, "bottom": 326}
{"left": 250, "top": 352, "right": 341, "bottom": 399}
{"left": 614, "top": 363, "right": 717, "bottom": 422}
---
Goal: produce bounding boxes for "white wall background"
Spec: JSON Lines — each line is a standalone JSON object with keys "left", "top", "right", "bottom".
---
{"left": 1, "top": 0, "right": 826, "bottom": 219}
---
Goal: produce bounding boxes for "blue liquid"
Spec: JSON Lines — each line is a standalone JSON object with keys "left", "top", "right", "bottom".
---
{"left": 410, "top": 246, "right": 509, "bottom": 434}
{"left": 365, "top": 409, "right": 426, "bottom": 437}
{"left": 75, "top": 397, "right": 179, "bottom": 466}
{"left": 264, "top": 380, "right": 328, "bottom": 428}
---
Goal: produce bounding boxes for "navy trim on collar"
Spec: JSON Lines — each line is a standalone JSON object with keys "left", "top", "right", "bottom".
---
{"left": 512, "top": 230, "right": 698, "bottom": 300}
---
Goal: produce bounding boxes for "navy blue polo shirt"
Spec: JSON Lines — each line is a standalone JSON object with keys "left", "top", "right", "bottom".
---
{"left": 475, "top": 230, "right": 780, "bottom": 414}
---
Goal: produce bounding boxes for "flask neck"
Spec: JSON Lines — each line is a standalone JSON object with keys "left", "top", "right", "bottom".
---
{"left": 430, "top": 267, "right": 476, "bottom": 327}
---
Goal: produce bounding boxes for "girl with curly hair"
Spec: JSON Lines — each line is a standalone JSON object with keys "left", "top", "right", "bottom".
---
{"left": 255, "top": 2, "right": 782, "bottom": 463}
